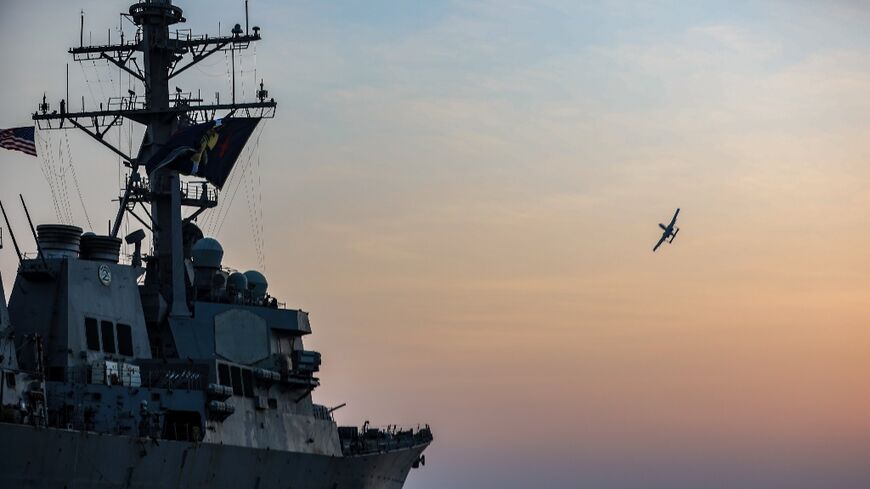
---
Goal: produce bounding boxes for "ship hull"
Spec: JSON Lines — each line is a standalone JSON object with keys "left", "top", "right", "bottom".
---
{"left": 0, "top": 422, "right": 427, "bottom": 489}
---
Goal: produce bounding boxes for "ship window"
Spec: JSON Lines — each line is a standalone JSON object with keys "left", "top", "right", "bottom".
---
{"left": 116, "top": 323, "right": 134, "bottom": 356}
{"left": 218, "top": 363, "right": 231, "bottom": 387}
{"left": 101, "top": 320, "right": 116, "bottom": 354}
{"left": 85, "top": 317, "right": 100, "bottom": 351}
{"left": 242, "top": 368, "right": 255, "bottom": 397}
{"left": 230, "top": 365, "right": 243, "bottom": 396}
{"left": 5, "top": 372, "right": 16, "bottom": 388}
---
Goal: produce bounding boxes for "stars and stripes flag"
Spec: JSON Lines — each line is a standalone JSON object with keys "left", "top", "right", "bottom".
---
{"left": 0, "top": 126, "right": 37, "bottom": 157}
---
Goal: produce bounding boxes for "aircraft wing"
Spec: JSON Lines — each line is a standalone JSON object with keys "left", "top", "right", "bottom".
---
{"left": 653, "top": 234, "right": 667, "bottom": 252}
{"left": 668, "top": 208, "right": 680, "bottom": 228}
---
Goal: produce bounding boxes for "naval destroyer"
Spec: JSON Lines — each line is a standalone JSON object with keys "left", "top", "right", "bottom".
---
{"left": 0, "top": 1, "right": 432, "bottom": 487}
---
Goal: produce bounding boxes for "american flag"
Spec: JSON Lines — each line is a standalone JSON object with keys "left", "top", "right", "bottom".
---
{"left": 0, "top": 126, "right": 37, "bottom": 157}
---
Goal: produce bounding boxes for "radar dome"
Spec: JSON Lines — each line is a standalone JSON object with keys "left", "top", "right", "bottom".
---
{"left": 244, "top": 270, "right": 268, "bottom": 300}
{"left": 226, "top": 272, "right": 248, "bottom": 294}
{"left": 191, "top": 238, "right": 223, "bottom": 269}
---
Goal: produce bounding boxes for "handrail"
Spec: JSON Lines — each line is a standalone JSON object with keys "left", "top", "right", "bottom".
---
{"left": 339, "top": 424, "right": 433, "bottom": 456}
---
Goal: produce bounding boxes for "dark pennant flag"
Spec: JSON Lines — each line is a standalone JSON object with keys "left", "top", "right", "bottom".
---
{"left": 0, "top": 126, "right": 37, "bottom": 157}
{"left": 146, "top": 118, "right": 260, "bottom": 188}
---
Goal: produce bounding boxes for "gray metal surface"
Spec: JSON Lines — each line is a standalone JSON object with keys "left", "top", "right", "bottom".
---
{"left": 0, "top": 422, "right": 426, "bottom": 489}
{"left": 0, "top": 0, "right": 431, "bottom": 486}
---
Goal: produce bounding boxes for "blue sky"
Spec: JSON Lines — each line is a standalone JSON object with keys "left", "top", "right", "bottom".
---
{"left": 4, "top": 1, "right": 870, "bottom": 488}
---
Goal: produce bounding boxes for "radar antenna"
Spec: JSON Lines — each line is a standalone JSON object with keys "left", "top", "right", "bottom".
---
{"left": 32, "top": 0, "right": 276, "bottom": 320}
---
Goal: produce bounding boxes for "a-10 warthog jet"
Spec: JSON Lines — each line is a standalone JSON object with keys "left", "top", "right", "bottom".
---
{"left": 653, "top": 208, "right": 680, "bottom": 252}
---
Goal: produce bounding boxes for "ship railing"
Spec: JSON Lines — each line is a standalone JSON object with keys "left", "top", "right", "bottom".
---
{"left": 137, "top": 362, "right": 209, "bottom": 391}
{"left": 312, "top": 403, "right": 332, "bottom": 421}
{"left": 107, "top": 95, "right": 147, "bottom": 112}
{"left": 169, "top": 29, "right": 253, "bottom": 50}
{"left": 125, "top": 177, "right": 219, "bottom": 209}
{"left": 54, "top": 364, "right": 140, "bottom": 387}
{"left": 180, "top": 180, "right": 218, "bottom": 203}
{"left": 214, "top": 267, "right": 289, "bottom": 309}
{"left": 20, "top": 251, "right": 72, "bottom": 260}
{"left": 56, "top": 364, "right": 207, "bottom": 391}
{"left": 339, "top": 424, "right": 433, "bottom": 456}
{"left": 21, "top": 248, "right": 142, "bottom": 269}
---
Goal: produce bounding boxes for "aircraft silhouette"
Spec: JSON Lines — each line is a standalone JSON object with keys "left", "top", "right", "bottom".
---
{"left": 653, "top": 208, "right": 680, "bottom": 252}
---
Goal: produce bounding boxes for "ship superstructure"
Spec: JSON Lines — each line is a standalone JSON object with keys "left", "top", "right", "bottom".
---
{"left": 0, "top": 2, "right": 431, "bottom": 487}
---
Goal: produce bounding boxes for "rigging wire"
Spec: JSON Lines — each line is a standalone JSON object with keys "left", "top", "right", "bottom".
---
{"left": 212, "top": 123, "right": 265, "bottom": 238}
{"left": 252, "top": 42, "right": 258, "bottom": 94}
{"left": 63, "top": 130, "right": 94, "bottom": 231}
{"left": 206, "top": 138, "right": 250, "bottom": 236}
{"left": 54, "top": 136, "right": 74, "bottom": 225}
{"left": 194, "top": 57, "right": 227, "bottom": 78}
{"left": 243, "top": 143, "right": 263, "bottom": 270}
{"left": 79, "top": 62, "right": 99, "bottom": 111}
{"left": 236, "top": 50, "right": 267, "bottom": 270}
{"left": 200, "top": 42, "right": 252, "bottom": 237}
{"left": 214, "top": 151, "right": 251, "bottom": 238}
{"left": 256, "top": 129, "right": 266, "bottom": 272}
{"left": 241, "top": 124, "right": 266, "bottom": 270}
{"left": 200, "top": 45, "right": 268, "bottom": 270}
{"left": 44, "top": 134, "right": 68, "bottom": 224}
{"left": 47, "top": 132, "right": 73, "bottom": 224}
{"left": 91, "top": 60, "right": 108, "bottom": 106}
{"left": 224, "top": 50, "right": 233, "bottom": 101}
{"left": 251, "top": 43, "right": 265, "bottom": 271}
{"left": 36, "top": 131, "right": 62, "bottom": 222}
{"left": 102, "top": 58, "right": 115, "bottom": 93}
{"left": 239, "top": 48, "right": 246, "bottom": 102}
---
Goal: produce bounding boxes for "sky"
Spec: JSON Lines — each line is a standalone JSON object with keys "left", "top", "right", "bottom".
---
{"left": 3, "top": 1, "right": 870, "bottom": 488}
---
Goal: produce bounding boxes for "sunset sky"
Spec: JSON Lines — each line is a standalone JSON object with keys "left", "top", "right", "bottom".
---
{"left": 3, "top": 1, "right": 870, "bottom": 488}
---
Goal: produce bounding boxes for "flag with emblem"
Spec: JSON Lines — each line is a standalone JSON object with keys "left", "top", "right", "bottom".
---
{"left": 146, "top": 118, "right": 260, "bottom": 188}
{"left": 0, "top": 126, "right": 37, "bottom": 157}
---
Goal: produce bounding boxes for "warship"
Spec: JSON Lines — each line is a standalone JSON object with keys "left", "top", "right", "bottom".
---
{"left": 0, "top": 1, "right": 432, "bottom": 487}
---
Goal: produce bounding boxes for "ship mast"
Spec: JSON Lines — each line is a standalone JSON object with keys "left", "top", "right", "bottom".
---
{"left": 32, "top": 0, "right": 275, "bottom": 321}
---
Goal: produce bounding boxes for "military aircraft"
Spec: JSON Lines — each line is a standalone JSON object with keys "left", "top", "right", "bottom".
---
{"left": 653, "top": 208, "right": 680, "bottom": 252}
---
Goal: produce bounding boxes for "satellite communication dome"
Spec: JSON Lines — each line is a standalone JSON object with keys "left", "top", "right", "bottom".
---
{"left": 191, "top": 238, "right": 224, "bottom": 269}
{"left": 243, "top": 270, "right": 268, "bottom": 300}
{"left": 226, "top": 272, "right": 248, "bottom": 294}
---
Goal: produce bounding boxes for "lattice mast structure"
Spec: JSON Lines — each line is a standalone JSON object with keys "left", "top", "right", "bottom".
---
{"left": 32, "top": 0, "right": 275, "bottom": 321}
